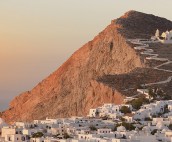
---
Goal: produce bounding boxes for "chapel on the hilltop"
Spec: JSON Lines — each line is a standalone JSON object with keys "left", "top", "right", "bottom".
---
{"left": 152, "top": 29, "right": 172, "bottom": 44}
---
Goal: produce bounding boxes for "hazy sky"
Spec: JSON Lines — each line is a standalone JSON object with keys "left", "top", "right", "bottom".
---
{"left": 0, "top": 0, "right": 172, "bottom": 111}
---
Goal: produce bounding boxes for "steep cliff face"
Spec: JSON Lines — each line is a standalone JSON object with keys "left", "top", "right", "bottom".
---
{"left": 2, "top": 10, "right": 172, "bottom": 123}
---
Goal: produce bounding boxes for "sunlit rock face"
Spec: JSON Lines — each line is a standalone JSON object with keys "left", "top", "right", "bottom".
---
{"left": 2, "top": 10, "right": 172, "bottom": 123}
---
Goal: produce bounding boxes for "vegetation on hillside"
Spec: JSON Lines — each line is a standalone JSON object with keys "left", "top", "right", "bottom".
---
{"left": 127, "top": 96, "right": 149, "bottom": 110}
{"left": 32, "top": 132, "right": 44, "bottom": 138}
{"left": 120, "top": 106, "right": 131, "bottom": 114}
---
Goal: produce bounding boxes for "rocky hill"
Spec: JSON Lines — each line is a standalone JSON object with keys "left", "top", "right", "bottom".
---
{"left": 2, "top": 10, "right": 172, "bottom": 123}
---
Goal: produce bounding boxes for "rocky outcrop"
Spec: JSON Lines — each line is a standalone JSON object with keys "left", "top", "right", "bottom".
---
{"left": 115, "top": 10, "right": 172, "bottom": 39}
{"left": 2, "top": 10, "right": 172, "bottom": 123}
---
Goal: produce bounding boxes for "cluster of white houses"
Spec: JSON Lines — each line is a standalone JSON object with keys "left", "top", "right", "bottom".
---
{"left": 89, "top": 101, "right": 172, "bottom": 121}
{"left": 88, "top": 104, "right": 132, "bottom": 119}
{"left": 2, "top": 100, "right": 172, "bottom": 142}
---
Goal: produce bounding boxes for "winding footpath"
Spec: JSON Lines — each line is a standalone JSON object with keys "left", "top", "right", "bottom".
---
{"left": 130, "top": 39, "right": 172, "bottom": 86}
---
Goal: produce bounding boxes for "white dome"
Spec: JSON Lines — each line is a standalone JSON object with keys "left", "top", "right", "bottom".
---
{"left": 117, "top": 126, "right": 126, "bottom": 132}
{"left": 0, "top": 118, "right": 7, "bottom": 128}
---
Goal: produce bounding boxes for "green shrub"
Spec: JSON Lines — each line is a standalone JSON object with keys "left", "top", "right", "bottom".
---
{"left": 32, "top": 132, "right": 44, "bottom": 138}
{"left": 89, "top": 125, "right": 97, "bottom": 131}
{"left": 120, "top": 106, "right": 131, "bottom": 114}
{"left": 63, "top": 133, "right": 71, "bottom": 139}
{"left": 144, "top": 117, "right": 152, "bottom": 121}
{"left": 127, "top": 97, "right": 149, "bottom": 110}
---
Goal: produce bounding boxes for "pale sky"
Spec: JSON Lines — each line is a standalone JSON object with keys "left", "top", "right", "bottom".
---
{"left": 0, "top": 0, "right": 172, "bottom": 111}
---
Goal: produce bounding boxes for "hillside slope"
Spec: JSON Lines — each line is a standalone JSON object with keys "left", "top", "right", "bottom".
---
{"left": 2, "top": 11, "right": 172, "bottom": 123}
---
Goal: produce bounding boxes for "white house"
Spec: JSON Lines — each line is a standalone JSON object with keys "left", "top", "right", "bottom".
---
{"left": 133, "top": 109, "right": 151, "bottom": 121}
{"left": 152, "top": 118, "right": 170, "bottom": 126}
{"left": 136, "top": 89, "right": 150, "bottom": 99}
{"left": 97, "top": 128, "right": 111, "bottom": 134}
{"left": 123, "top": 115, "right": 133, "bottom": 123}
{"left": 133, "top": 101, "right": 168, "bottom": 120}
{"left": 5, "top": 134, "right": 28, "bottom": 142}
{"left": 22, "top": 128, "right": 39, "bottom": 136}
{"left": 88, "top": 103, "right": 133, "bottom": 120}
{"left": 89, "top": 109, "right": 98, "bottom": 118}
{"left": 30, "top": 137, "right": 45, "bottom": 142}
{"left": 112, "top": 138, "right": 128, "bottom": 142}
{"left": 123, "top": 97, "right": 136, "bottom": 103}
{"left": 78, "top": 134, "right": 93, "bottom": 141}
{"left": 117, "top": 126, "right": 126, "bottom": 132}
{"left": 1, "top": 126, "right": 23, "bottom": 138}
{"left": 168, "top": 104, "right": 172, "bottom": 111}
{"left": 15, "top": 122, "right": 34, "bottom": 129}
{"left": 44, "top": 138, "right": 69, "bottom": 142}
